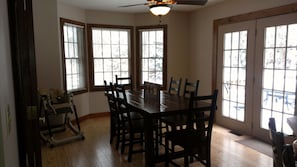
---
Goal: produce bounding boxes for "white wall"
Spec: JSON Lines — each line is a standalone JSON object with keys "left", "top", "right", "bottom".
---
{"left": 189, "top": 0, "right": 297, "bottom": 94}
{"left": 0, "top": 0, "right": 20, "bottom": 166}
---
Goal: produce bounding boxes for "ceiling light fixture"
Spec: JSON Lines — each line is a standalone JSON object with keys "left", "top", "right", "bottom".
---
{"left": 149, "top": 4, "right": 171, "bottom": 16}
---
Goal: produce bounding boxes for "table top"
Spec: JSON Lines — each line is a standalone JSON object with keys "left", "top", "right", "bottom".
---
{"left": 126, "top": 90, "right": 211, "bottom": 117}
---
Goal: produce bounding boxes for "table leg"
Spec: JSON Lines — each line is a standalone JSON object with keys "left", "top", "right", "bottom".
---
{"left": 144, "top": 115, "right": 155, "bottom": 167}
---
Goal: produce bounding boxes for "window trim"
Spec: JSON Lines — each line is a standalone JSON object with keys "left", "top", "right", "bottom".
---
{"left": 87, "top": 24, "right": 134, "bottom": 91}
{"left": 60, "top": 18, "right": 88, "bottom": 95}
{"left": 136, "top": 25, "right": 168, "bottom": 90}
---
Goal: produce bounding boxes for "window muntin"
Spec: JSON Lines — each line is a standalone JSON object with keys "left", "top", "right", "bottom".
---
{"left": 61, "top": 18, "right": 87, "bottom": 93}
{"left": 88, "top": 25, "right": 133, "bottom": 90}
{"left": 137, "top": 25, "right": 167, "bottom": 88}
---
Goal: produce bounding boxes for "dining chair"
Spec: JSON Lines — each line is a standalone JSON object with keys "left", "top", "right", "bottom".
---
{"left": 163, "top": 79, "right": 200, "bottom": 130}
{"left": 160, "top": 79, "right": 200, "bottom": 150}
{"left": 164, "top": 89, "right": 218, "bottom": 167}
{"left": 115, "top": 85, "right": 145, "bottom": 162}
{"left": 168, "top": 77, "right": 182, "bottom": 96}
{"left": 157, "top": 77, "right": 182, "bottom": 147}
{"left": 115, "top": 75, "right": 133, "bottom": 90}
{"left": 104, "top": 81, "right": 116, "bottom": 144}
{"left": 268, "top": 118, "right": 295, "bottom": 167}
{"left": 143, "top": 81, "right": 161, "bottom": 104}
{"left": 183, "top": 79, "right": 199, "bottom": 97}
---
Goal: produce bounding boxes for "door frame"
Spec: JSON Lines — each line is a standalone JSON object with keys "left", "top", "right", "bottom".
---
{"left": 7, "top": 0, "right": 41, "bottom": 166}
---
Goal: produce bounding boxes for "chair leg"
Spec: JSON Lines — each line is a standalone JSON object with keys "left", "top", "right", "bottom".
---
{"left": 128, "top": 132, "right": 134, "bottom": 162}
{"left": 207, "top": 153, "right": 211, "bottom": 167}
{"left": 116, "top": 124, "right": 121, "bottom": 150}
{"left": 110, "top": 117, "right": 114, "bottom": 144}
{"left": 121, "top": 129, "right": 126, "bottom": 154}
{"left": 184, "top": 154, "right": 189, "bottom": 167}
{"left": 165, "top": 137, "right": 169, "bottom": 167}
{"left": 155, "top": 129, "right": 159, "bottom": 156}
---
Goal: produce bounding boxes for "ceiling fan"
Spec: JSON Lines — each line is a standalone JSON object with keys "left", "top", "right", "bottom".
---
{"left": 120, "top": 0, "right": 208, "bottom": 16}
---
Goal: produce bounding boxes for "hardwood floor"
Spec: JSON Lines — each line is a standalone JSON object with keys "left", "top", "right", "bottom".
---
{"left": 42, "top": 116, "right": 273, "bottom": 167}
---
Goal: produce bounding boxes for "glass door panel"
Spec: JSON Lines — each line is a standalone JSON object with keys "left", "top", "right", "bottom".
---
{"left": 253, "top": 13, "right": 297, "bottom": 140}
{"left": 260, "top": 24, "right": 297, "bottom": 134}
{"left": 217, "top": 21, "right": 255, "bottom": 135}
{"left": 222, "top": 31, "right": 247, "bottom": 122}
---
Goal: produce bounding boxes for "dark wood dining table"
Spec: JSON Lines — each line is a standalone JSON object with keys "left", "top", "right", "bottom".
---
{"left": 125, "top": 90, "right": 212, "bottom": 167}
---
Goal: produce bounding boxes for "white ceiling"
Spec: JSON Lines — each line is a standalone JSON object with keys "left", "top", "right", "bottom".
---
{"left": 58, "top": 0, "right": 225, "bottom": 13}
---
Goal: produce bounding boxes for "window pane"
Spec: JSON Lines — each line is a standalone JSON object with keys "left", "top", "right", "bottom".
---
{"left": 288, "top": 24, "right": 297, "bottom": 47}
{"left": 265, "top": 27, "right": 275, "bottom": 48}
{"left": 276, "top": 25, "right": 287, "bottom": 47}
{"left": 111, "top": 31, "right": 119, "bottom": 44}
{"left": 120, "top": 31, "right": 128, "bottom": 44}
{"left": 120, "top": 45, "right": 128, "bottom": 58}
{"left": 102, "top": 30, "right": 110, "bottom": 44}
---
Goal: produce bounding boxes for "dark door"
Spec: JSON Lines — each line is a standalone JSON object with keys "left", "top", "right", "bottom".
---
{"left": 7, "top": 0, "right": 41, "bottom": 166}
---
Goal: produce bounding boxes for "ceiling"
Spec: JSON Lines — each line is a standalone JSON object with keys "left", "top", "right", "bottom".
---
{"left": 58, "top": 0, "right": 225, "bottom": 13}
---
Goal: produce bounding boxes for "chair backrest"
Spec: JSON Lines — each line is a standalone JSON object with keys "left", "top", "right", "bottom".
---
{"left": 143, "top": 81, "right": 161, "bottom": 104}
{"left": 268, "top": 117, "right": 286, "bottom": 167}
{"left": 115, "top": 85, "right": 133, "bottom": 126}
{"left": 115, "top": 75, "right": 133, "bottom": 90}
{"left": 168, "top": 77, "right": 182, "bottom": 96}
{"left": 104, "top": 80, "right": 112, "bottom": 95}
{"left": 186, "top": 89, "right": 218, "bottom": 143}
{"left": 105, "top": 83, "right": 118, "bottom": 118}
{"left": 183, "top": 79, "right": 199, "bottom": 98}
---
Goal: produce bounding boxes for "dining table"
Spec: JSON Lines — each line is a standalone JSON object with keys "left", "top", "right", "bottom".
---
{"left": 125, "top": 89, "right": 212, "bottom": 167}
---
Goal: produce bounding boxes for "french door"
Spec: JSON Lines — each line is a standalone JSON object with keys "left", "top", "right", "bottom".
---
{"left": 216, "top": 13, "right": 297, "bottom": 141}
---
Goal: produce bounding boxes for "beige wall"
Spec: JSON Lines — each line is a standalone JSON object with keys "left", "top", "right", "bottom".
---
{"left": 189, "top": 0, "right": 297, "bottom": 94}
{"left": 33, "top": 0, "right": 62, "bottom": 89}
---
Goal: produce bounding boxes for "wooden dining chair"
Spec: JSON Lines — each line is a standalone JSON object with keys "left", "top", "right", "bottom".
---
{"left": 160, "top": 79, "right": 200, "bottom": 149}
{"left": 268, "top": 117, "right": 295, "bottom": 167}
{"left": 168, "top": 77, "right": 182, "bottom": 96}
{"left": 183, "top": 79, "right": 199, "bottom": 97}
{"left": 115, "top": 85, "right": 145, "bottom": 162}
{"left": 104, "top": 81, "right": 117, "bottom": 144}
{"left": 164, "top": 90, "right": 218, "bottom": 167}
{"left": 115, "top": 75, "right": 133, "bottom": 90}
{"left": 143, "top": 81, "right": 161, "bottom": 104}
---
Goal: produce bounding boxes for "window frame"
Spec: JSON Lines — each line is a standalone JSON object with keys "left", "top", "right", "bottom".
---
{"left": 87, "top": 24, "right": 134, "bottom": 91}
{"left": 60, "top": 18, "right": 88, "bottom": 95}
{"left": 136, "top": 25, "right": 168, "bottom": 90}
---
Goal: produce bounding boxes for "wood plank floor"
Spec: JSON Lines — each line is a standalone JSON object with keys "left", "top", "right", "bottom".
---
{"left": 41, "top": 116, "right": 273, "bottom": 167}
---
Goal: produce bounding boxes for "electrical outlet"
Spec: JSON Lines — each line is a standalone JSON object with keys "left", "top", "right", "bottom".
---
{"left": 6, "top": 104, "right": 11, "bottom": 136}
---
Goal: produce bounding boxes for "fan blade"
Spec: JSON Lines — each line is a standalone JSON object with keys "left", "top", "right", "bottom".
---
{"left": 119, "top": 3, "right": 149, "bottom": 8}
{"left": 175, "top": 0, "right": 207, "bottom": 5}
